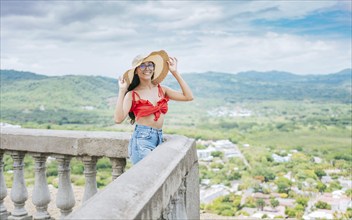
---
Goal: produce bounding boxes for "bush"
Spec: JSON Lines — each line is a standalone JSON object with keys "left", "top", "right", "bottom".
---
{"left": 71, "top": 164, "right": 84, "bottom": 175}
{"left": 211, "top": 151, "right": 224, "bottom": 158}
{"left": 236, "top": 210, "right": 249, "bottom": 216}
{"left": 46, "top": 161, "right": 58, "bottom": 176}
{"left": 73, "top": 175, "right": 85, "bottom": 186}
{"left": 315, "top": 201, "right": 331, "bottom": 210}
{"left": 196, "top": 144, "right": 207, "bottom": 149}
{"left": 50, "top": 177, "right": 59, "bottom": 188}
{"left": 25, "top": 178, "right": 35, "bottom": 187}
{"left": 97, "top": 157, "right": 112, "bottom": 170}
{"left": 285, "top": 207, "right": 296, "bottom": 218}
{"left": 220, "top": 209, "right": 234, "bottom": 216}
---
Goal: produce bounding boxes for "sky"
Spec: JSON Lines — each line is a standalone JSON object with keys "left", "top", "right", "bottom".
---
{"left": 1, "top": 0, "right": 351, "bottom": 78}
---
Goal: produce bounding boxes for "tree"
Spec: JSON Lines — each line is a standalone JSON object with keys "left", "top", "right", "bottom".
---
{"left": 314, "top": 169, "right": 326, "bottom": 180}
{"left": 270, "top": 198, "right": 279, "bottom": 210}
{"left": 275, "top": 177, "right": 291, "bottom": 194}
{"left": 316, "top": 181, "right": 327, "bottom": 193}
{"left": 256, "top": 198, "right": 265, "bottom": 211}
{"left": 254, "top": 167, "right": 276, "bottom": 182}
{"left": 296, "top": 197, "right": 309, "bottom": 208}
{"left": 328, "top": 181, "right": 342, "bottom": 191}
{"left": 346, "top": 189, "right": 352, "bottom": 197}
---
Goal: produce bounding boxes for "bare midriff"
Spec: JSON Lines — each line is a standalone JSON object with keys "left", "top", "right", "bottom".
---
{"left": 135, "top": 114, "right": 165, "bottom": 129}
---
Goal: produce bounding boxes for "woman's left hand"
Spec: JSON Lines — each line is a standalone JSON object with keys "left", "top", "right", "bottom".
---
{"left": 167, "top": 57, "right": 178, "bottom": 74}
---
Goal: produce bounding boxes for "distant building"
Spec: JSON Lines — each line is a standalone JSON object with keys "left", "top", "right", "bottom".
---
{"left": 197, "top": 147, "right": 216, "bottom": 161}
{"left": 212, "top": 140, "right": 236, "bottom": 149}
{"left": 277, "top": 198, "right": 295, "bottom": 207}
{"left": 324, "top": 169, "right": 341, "bottom": 175}
{"left": 338, "top": 177, "right": 352, "bottom": 190}
{"left": 196, "top": 139, "right": 213, "bottom": 147}
{"left": 82, "top": 105, "right": 95, "bottom": 110}
{"left": 0, "top": 122, "right": 21, "bottom": 128}
{"left": 222, "top": 148, "right": 241, "bottom": 158}
{"left": 312, "top": 157, "right": 323, "bottom": 163}
{"left": 284, "top": 171, "right": 296, "bottom": 182}
{"left": 272, "top": 153, "right": 291, "bottom": 163}
{"left": 211, "top": 140, "right": 243, "bottom": 159}
{"left": 252, "top": 192, "right": 270, "bottom": 200}
{"left": 315, "top": 192, "right": 351, "bottom": 212}
{"left": 231, "top": 180, "right": 241, "bottom": 192}
{"left": 303, "top": 210, "right": 334, "bottom": 220}
{"left": 39, "top": 104, "right": 45, "bottom": 111}
{"left": 201, "top": 179, "right": 211, "bottom": 186}
{"left": 321, "top": 175, "right": 333, "bottom": 184}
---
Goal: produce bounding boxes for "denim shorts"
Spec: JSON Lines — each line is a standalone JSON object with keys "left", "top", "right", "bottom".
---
{"left": 128, "top": 124, "right": 163, "bottom": 164}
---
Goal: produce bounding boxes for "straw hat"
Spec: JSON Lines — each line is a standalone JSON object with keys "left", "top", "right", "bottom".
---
{"left": 123, "top": 50, "right": 169, "bottom": 85}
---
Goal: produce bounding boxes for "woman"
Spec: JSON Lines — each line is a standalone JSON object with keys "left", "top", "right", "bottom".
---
{"left": 114, "top": 50, "right": 193, "bottom": 164}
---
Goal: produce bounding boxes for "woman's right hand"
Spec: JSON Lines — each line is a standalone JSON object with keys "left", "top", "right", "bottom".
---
{"left": 118, "top": 76, "right": 128, "bottom": 92}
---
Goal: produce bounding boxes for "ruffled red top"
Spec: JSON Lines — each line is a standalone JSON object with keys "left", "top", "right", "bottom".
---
{"left": 130, "top": 84, "right": 169, "bottom": 121}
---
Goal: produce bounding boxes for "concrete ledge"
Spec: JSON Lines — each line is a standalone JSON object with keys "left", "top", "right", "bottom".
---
{"left": 0, "top": 128, "right": 130, "bottom": 158}
{"left": 66, "top": 135, "right": 199, "bottom": 220}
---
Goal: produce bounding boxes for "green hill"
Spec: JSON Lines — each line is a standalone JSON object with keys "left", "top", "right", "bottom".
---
{"left": 0, "top": 69, "right": 351, "bottom": 126}
{"left": 0, "top": 69, "right": 48, "bottom": 81}
{"left": 164, "top": 69, "right": 351, "bottom": 102}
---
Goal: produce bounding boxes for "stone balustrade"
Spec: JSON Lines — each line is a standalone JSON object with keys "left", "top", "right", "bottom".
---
{"left": 0, "top": 128, "right": 199, "bottom": 220}
{"left": 0, "top": 128, "right": 129, "bottom": 219}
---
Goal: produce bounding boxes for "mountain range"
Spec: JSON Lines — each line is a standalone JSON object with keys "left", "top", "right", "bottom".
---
{"left": 1, "top": 68, "right": 351, "bottom": 105}
{"left": 0, "top": 68, "right": 351, "bottom": 125}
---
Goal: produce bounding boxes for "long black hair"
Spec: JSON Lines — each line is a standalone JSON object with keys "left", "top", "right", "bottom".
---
{"left": 126, "top": 64, "right": 155, "bottom": 124}
{"left": 126, "top": 69, "right": 140, "bottom": 124}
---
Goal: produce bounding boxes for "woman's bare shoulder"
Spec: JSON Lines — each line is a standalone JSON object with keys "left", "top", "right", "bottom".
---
{"left": 124, "top": 90, "right": 133, "bottom": 99}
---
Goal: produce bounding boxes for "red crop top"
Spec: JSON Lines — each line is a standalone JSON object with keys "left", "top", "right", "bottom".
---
{"left": 129, "top": 84, "right": 169, "bottom": 121}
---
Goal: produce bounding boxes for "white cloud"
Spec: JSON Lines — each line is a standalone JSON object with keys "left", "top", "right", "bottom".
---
{"left": 177, "top": 32, "right": 350, "bottom": 75}
{"left": 0, "top": 1, "right": 350, "bottom": 77}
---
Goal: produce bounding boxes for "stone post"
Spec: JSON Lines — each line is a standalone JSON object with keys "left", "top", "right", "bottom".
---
{"left": 0, "top": 151, "right": 10, "bottom": 219}
{"left": 9, "top": 151, "right": 31, "bottom": 220}
{"left": 32, "top": 153, "right": 51, "bottom": 220}
{"left": 56, "top": 155, "right": 75, "bottom": 218}
{"left": 110, "top": 158, "right": 126, "bottom": 181}
{"left": 81, "top": 156, "right": 98, "bottom": 203}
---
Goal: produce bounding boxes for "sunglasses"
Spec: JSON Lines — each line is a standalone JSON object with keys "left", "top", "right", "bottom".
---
{"left": 139, "top": 62, "right": 154, "bottom": 70}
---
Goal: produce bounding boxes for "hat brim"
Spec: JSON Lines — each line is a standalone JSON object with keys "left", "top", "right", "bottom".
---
{"left": 123, "top": 50, "right": 169, "bottom": 85}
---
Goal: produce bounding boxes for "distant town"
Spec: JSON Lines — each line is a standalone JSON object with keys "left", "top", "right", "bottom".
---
{"left": 197, "top": 139, "right": 352, "bottom": 219}
{"left": 1, "top": 122, "right": 351, "bottom": 219}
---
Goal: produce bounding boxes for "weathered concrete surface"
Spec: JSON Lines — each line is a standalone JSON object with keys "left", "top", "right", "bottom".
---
{"left": 67, "top": 135, "right": 199, "bottom": 220}
{"left": 186, "top": 162, "right": 200, "bottom": 219}
{"left": 0, "top": 128, "right": 129, "bottom": 158}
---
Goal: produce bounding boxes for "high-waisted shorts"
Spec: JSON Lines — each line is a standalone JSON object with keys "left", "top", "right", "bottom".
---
{"left": 128, "top": 124, "right": 163, "bottom": 164}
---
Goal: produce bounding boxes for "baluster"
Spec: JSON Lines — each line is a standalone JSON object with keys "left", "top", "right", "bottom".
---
{"left": 0, "top": 151, "right": 10, "bottom": 219}
{"left": 56, "top": 155, "right": 75, "bottom": 218}
{"left": 32, "top": 153, "right": 51, "bottom": 220}
{"left": 110, "top": 158, "right": 126, "bottom": 181}
{"left": 9, "top": 151, "right": 31, "bottom": 220}
{"left": 81, "top": 156, "right": 98, "bottom": 203}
